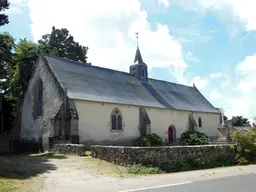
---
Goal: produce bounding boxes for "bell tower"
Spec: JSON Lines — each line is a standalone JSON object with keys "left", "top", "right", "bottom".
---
{"left": 129, "top": 32, "right": 148, "bottom": 83}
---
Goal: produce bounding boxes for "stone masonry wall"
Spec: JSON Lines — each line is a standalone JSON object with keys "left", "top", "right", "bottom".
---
{"left": 90, "top": 144, "right": 236, "bottom": 166}
{"left": 50, "top": 144, "right": 86, "bottom": 156}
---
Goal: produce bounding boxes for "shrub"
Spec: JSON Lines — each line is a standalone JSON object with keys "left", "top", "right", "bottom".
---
{"left": 236, "top": 157, "right": 249, "bottom": 165}
{"left": 127, "top": 164, "right": 162, "bottom": 174}
{"left": 160, "top": 162, "right": 183, "bottom": 172}
{"left": 232, "top": 130, "right": 256, "bottom": 160}
{"left": 137, "top": 133, "right": 163, "bottom": 146}
{"left": 159, "top": 156, "right": 235, "bottom": 173}
{"left": 180, "top": 131, "right": 209, "bottom": 145}
{"left": 229, "top": 145, "right": 236, "bottom": 152}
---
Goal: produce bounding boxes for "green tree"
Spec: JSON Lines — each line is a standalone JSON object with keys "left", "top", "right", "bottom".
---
{"left": 231, "top": 116, "right": 250, "bottom": 127}
{"left": 0, "top": 0, "right": 10, "bottom": 26}
{"left": 0, "top": 32, "right": 14, "bottom": 95}
{"left": 252, "top": 117, "right": 256, "bottom": 128}
{"left": 0, "top": 0, "right": 11, "bottom": 94}
{"left": 7, "top": 27, "right": 90, "bottom": 114}
{"left": 8, "top": 39, "right": 38, "bottom": 110}
{"left": 38, "top": 26, "right": 89, "bottom": 64}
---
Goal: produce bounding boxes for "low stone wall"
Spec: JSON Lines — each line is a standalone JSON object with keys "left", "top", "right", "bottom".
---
{"left": 50, "top": 144, "right": 86, "bottom": 155}
{"left": 90, "top": 144, "right": 236, "bottom": 166}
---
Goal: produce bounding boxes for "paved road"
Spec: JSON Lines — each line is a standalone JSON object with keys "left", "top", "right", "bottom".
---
{"left": 120, "top": 173, "right": 256, "bottom": 192}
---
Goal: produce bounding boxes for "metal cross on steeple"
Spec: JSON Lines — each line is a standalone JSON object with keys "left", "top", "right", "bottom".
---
{"left": 135, "top": 32, "right": 139, "bottom": 47}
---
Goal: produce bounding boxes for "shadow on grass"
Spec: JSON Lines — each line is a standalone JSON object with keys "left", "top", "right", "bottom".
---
{"left": 0, "top": 152, "right": 67, "bottom": 180}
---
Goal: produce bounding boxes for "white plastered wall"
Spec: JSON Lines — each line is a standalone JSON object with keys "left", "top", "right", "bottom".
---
{"left": 74, "top": 100, "right": 220, "bottom": 144}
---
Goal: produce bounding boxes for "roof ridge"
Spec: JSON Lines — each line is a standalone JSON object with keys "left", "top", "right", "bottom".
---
{"left": 192, "top": 85, "right": 218, "bottom": 110}
{"left": 42, "top": 55, "right": 66, "bottom": 91}
{"left": 45, "top": 54, "right": 219, "bottom": 113}
{"left": 45, "top": 54, "right": 134, "bottom": 77}
{"left": 148, "top": 78, "right": 193, "bottom": 88}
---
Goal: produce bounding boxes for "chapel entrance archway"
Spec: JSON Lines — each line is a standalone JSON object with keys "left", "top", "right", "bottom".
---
{"left": 168, "top": 125, "right": 176, "bottom": 144}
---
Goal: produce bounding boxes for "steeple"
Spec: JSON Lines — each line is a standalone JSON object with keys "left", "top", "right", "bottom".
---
{"left": 134, "top": 32, "right": 144, "bottom": 64}
{"left": 134, "top": 47, "right": 144, "bottom": 64}
{"left": 129, "top": 32, "right": 148, "bottom": 83}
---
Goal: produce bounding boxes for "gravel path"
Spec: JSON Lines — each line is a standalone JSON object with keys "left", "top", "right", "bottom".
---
{"left": 42, "top": 156, "right": 130, "bottom": 192}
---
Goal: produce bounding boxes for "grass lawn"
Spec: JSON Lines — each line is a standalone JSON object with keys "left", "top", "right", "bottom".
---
{"left": 0, "top": 177, "right": 42, "bottom": 192}
{"left": 83, "top": 151, "right": 160, "bottom": 177}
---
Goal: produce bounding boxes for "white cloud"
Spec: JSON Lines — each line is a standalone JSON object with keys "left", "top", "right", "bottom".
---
{"left": 10, "top": 0, "right": 28, "bottom": 5}
{"left": 4, "top": 0, "right": 29, "bottom": 15}
{"left": 191, "top": 76, "right": 209, "bottom": 89}
{"left": 5, "top": 6, "right": 24, "bottom": 15}
{"left": 236, "top": 55, "right": 256, "bottom": 93}
{"left": 237, "top": 55, "right": 256, "bottom": 75}
{"left": 160, "top": 0, "right": 256, "bottom": 31}
{"left": 28, "top": 0, "right": 189, "bottom": 84}
{"left": 210, "top": 55, "right": 256, "bottom": 119}
{"left": 159, "top": 0, "right": 231, "bottom": 12}
{"left": 209, "top": 72, "right": 230, "bottom": 88}
{"left": 210, "top": 72, "right": 224, "bottom": 79}
{"left": 185, "top": 51, "right": 199, "bottom": 63}
{"left": 169, "top": 26, "right": 212, "bottom": 45}
{"left": 210, "top": 90, "right": 224, "bottom": 100}
{"left": 158, "top": 0, "right": 170, "bottom": 8}
{"left": 220, "top": 78, "right": 230, "bottom": 89}
{"left": 227, "top": 0, "right": 256, "bottom": 31}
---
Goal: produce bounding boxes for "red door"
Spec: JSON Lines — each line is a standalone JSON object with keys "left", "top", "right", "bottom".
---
{"left": 168, "top": 126, "right": 174, "bottom": 144}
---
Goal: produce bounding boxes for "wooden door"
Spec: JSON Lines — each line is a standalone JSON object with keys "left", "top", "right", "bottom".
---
{"left": 168, "top": 126, "right": 174, "bottom": 144}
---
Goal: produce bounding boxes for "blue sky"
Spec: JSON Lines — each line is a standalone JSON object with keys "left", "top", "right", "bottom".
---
{"left": 1, "top": 0, "right": 256, "bottom": 120}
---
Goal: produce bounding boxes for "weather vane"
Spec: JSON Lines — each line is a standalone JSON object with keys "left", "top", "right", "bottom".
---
{"left": 135, "top": 32, "right": 139, "bottom": 47}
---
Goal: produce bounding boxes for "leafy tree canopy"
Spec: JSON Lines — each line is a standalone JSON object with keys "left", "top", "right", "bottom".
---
{"left": 252, "top": 117, "right": 256, "bottom": 128}
{"left": 38, "top": 26, "right": 89, "bottom": 64}
{"left": 1, "top": 24, "right": 90, "bottom": 127}
{"left": 8, "top": 39, "right": 38, "bottom": 108}
{"left": 230, "top": 116, "right": 250, "bottom": 127}
{"left": 7, "top": 27, "right": 90, "bottom": 112}
{"left": 0, "top": 0, "right": 10, "bottom": 26}
{"left": 0, "top": 32, "right": 14, "bottom": 95}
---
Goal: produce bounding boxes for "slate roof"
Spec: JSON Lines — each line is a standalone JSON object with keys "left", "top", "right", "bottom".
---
{"left": 44, "top": 55, "right": 220, "bottom": 113}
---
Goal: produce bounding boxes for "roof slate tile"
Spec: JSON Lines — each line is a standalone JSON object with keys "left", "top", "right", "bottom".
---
{"left": 44, "top": 55, "right": 219, "bottom": 113}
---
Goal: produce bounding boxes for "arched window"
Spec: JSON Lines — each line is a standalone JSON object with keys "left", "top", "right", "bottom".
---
{"left": 34, "top": 78, "right": 43, "bottom": 117}
{"left": 198, "top": 117, "right": 202, "bottom": 128}
{"left": 111, "top": 115, "right": 116, "bottom": 130}
{"left": 38, "top": 79, "right": 43, "bottom": 116}
{"left": 111, "top": 108, "right": 122, "bottom": 130}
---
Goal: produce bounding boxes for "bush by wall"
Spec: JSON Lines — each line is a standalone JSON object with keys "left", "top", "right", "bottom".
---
{"left": 125, "top": 155, "right": 236, "bottom": 174}
{"left": 180, "top": 131, "right": 209, "bottom": 145}
{"left": 127, "top": 164, "right": 162, "bottom": 174}
{"left": 136, "top": 133, "right": 163, "bottom": 146}
{"left": 232, "top": 129, "right": 256, "bottom": 161}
